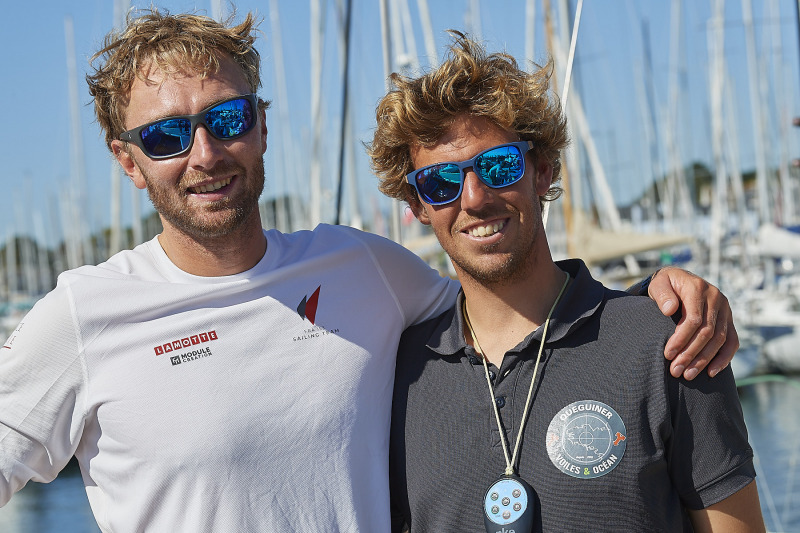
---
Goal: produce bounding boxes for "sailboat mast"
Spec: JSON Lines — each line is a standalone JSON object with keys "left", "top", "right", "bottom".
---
{"left": 334, "top": 0, "right": 353, "bottom": 226}
{"left": 722, "top": 67, "right": 752, "bottom": 271}
{"left": 14, "top": 197, "right": 37, "bottom": 297}
{"left": 666, "top": 0, "right": 696, "bottom": 236}
{"left": 335, "top": 0, "right": 364, "bottom": 230}
{"left": 416, "top": 0, "right": 437, "bottom": 67}
{"left": 122, "top": 0, "right": 142, "bottom": 247}
{"left": 742, "top": 0, "right": 772, "bottom": 227}
{"left": 765, "top": 0, "right": 796, "bottom": 226}
{"left": 5, "top": 229, "right": 17, "bottom": 299}
{"left": 65, "top": 16, "right": 91, "bottom": 268}
{"left": 708, "top": 0, "right": 728, "bottom": 286}
{"left": 543, "top": 0, "right": 574, "bottom": 244}
{"left": 638, "top": 19, "right": 667, "bottom": 227}
{"left": 378, "top": 0, "right": 402, "bottom": 242}
{"left": 33, "top": 212, "right": 53, "bottom": 295}
{"left": 465, "top": 0, "right": 482, "bottom": 41}
{"left": 109, "top": 0, "right": 129, "bottom": 255}
{"left": 742, "top": 0, "right": 777, "bottom": 288}
{"left": 269, "top": 0, "right": 294, "bottom": 232}
{"left": 210, "top": 0, "right": 225, "bottom": 21}
{"left": 309, "top": 0, "right": 325, "bottom": 229}
{"left": 525, "top": 0, "right": 536, "bottom": 65}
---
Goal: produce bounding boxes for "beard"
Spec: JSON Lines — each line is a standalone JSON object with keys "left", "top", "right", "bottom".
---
{"left": 436, "top": 204, "right": 541, "bottom": 288}
{"left": 449, "top": 242, "right": 533, "bottom": 286}
{"left": 142, "top": 156, "right": 265, "bottom": 240}
{"left": 447, "top": 236, "right": 536, "bottom": 287}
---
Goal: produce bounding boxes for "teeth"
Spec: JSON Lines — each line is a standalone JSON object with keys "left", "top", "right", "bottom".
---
{"left": 469, "top": 221, "right": 504, "bottom": 237}
{"left": 190, "top": 177, "right": 231, "bottom": 194}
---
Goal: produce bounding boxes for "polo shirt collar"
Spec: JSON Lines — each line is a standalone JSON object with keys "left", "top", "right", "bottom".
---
{"left": 423, "top": 258, "right": 605, "bottom": 357}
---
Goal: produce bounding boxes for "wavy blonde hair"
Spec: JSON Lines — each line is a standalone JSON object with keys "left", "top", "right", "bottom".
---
{"left": 368, "top": 30, "right": 568, "bottom": 207}
{"left": 87, "top": 8, "right": 270, "bottom": 150}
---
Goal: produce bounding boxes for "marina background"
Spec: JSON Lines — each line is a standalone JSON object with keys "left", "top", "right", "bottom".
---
{"left": 1, "top": 0, "right": 799, "bottom": 530}
{"left": 1, "top": 0, "right": 798, "bottom": 248}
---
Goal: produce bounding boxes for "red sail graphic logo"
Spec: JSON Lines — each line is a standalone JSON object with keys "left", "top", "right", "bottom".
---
{"left": 297, "top": 286, "right": 321, "bottom": 324}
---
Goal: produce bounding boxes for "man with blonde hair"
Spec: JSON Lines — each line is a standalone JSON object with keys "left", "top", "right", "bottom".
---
{"left": 1, "top": 11, "right": 739, "bottom": 531}
{"left": 371, "top": 32, "right": 764, "bottom": 532}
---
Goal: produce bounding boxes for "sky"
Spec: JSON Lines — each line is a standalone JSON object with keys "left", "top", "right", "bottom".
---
{"left": 0, "top": 0, "right": 798, "bottom": 249}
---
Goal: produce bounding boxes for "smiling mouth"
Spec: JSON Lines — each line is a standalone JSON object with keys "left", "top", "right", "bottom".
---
{"left": 467, "top": 221, "right": 504, "bottom": 237}
{"left": 189, "top": 177, "right": 232, "bottom": 194}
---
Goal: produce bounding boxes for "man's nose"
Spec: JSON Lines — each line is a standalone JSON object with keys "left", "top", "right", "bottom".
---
{"left": 186, "top": 126, "right": 225, "bottom": 169}
{"left": 460, "top": 169, "right": 493, "bottom": 210}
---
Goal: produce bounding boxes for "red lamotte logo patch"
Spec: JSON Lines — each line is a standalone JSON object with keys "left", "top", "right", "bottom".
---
{"left": 154, "top": 330, "right": 218, "bottom": 356}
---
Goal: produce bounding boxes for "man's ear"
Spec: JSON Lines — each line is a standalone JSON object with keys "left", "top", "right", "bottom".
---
{"left": 111, "top": 140, "right": 147, "bottom": 190}
{"left": 534, "top": 160, "right": 553, "bottom": 196}
{"left": 408, "top": 196, "right": 431, "bottom": 225}
{"left": 259, "top": 107, "right": 268, "bottom": 154}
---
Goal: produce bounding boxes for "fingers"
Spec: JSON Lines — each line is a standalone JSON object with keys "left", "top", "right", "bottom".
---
{"left": 652, "top": 267, "right": 707, "bottom": 360}
{"left": 647, "top": 267, "right": 681, "bottom": 318}
{"left": 650, "top": 267, "right": 737, "bottom": 380}
{"left": 705, "top": 310, "right": 739, "bottom": 378}
{"left": 668, "top": 304, "right": 727, "bottom": 379}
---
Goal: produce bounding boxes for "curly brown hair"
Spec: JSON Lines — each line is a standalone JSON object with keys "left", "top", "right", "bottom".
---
{"left": 368, "top": 30, "right": 568, "bottom": 207}
{"left": 87, "top": 8, "right": 270, "bottom": 150}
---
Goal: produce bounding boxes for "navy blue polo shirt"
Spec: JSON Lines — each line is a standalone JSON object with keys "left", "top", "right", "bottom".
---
{"left": 390, "top": 259, "right": 754, "bottom": 532}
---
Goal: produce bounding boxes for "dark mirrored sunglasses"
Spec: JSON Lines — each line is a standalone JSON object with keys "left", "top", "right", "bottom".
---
{"left": 119, "top": 94, "right": 258, "bottom": 159}
{"left": 405, "top": 141, "right": 533, "bottom": 205}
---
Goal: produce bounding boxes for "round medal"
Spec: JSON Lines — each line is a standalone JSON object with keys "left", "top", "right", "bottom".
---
{"left": 546, "top": 399, "right": 627, "bottom": 479}
{"left": 483, "top": 475, "right": 534, "bottom": 533}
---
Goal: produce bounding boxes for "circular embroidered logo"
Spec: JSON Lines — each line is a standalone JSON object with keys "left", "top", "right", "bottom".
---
{"left": 546, "top": 400, "right": 626, "bottom": 479}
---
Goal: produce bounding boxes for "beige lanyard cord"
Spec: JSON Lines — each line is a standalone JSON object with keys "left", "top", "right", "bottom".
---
{"left": 462, "top": 274, "right": 569, "bottom": 476}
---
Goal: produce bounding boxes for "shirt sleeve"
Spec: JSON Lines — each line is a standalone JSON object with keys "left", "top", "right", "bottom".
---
{"left": 666, "top": 366, "right": 756, "bottom": 509}
{"left": 0, "top": 284, "right": 87, "bottom": 507}
{"left": 349, "top": 229, "right": 459, "bottom": 328}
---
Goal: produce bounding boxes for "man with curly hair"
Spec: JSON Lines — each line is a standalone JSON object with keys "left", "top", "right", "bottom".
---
{"left": 0, "top": 11, "right": 740, "bottom": 531}
{"left": 371, "top": 32, "right": 764, "bottom": 532}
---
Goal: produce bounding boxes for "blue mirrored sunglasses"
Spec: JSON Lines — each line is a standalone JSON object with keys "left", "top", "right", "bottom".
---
{"left": 119, "top": 94, "right": 258, "bottom": 159}
{"left": 406, "top": 141, "right": 534, "bottom": 205}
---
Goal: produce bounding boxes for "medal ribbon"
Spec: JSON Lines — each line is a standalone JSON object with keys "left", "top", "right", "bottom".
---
{"left": 462, "top": 273, "right": 569, "bottom": 476}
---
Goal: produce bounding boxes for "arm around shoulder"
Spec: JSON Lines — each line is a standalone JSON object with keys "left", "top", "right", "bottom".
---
{"left": 688, "top": 481, "right": 766, "bottom": 533}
